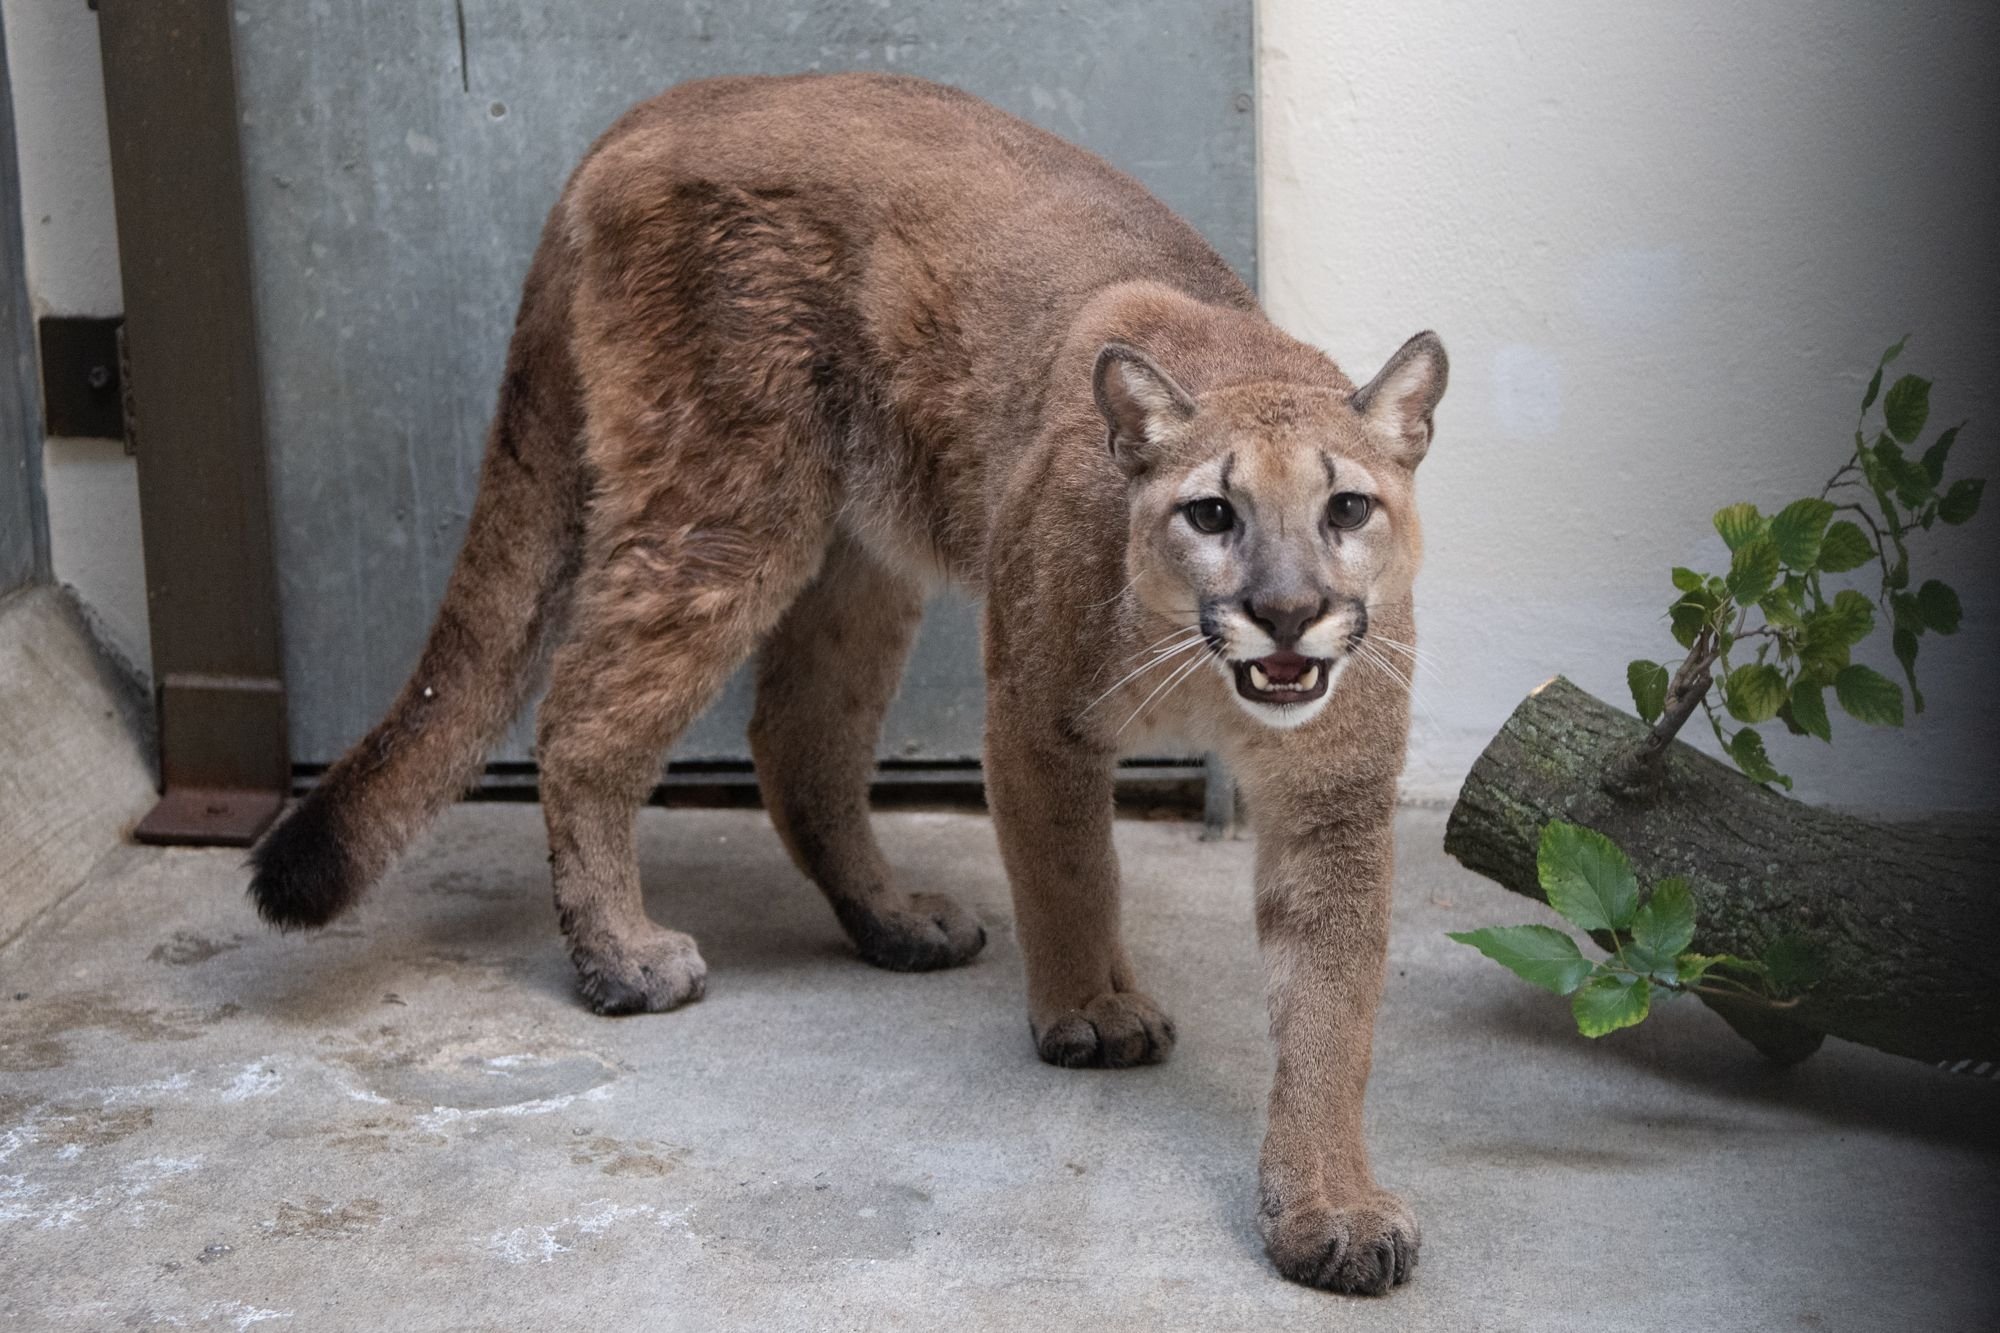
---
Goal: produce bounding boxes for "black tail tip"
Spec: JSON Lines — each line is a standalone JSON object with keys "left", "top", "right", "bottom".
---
{"left": 247, "top": 792, "right": 360, "bottom": 930}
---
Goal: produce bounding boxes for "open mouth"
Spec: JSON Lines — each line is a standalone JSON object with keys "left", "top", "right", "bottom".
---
{"left": 1231, "top": 650, "right": 1333, "bottom": 706}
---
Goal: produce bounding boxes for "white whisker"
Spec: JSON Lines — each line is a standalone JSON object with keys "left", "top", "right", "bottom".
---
{"left": 1140, "top": 652, "right": 1213, "bottom": 729}
{"left": 1352, "top": 640, "right": 1441, "bottom": 733}
{"left": 1360, "top": 603, "right": 1440, "bottom": 660}
{"left": 1131, "top": 625, "right": 1205, "bottom": 658}
{"left": 1081, "top": 632, "right": 1205, "bottom": 715}
{"left": 1366, "top": 635, "right": 1445, "bottom": 683}
{"left": 1084, "top": 576, "right": 1138, "bottom": 610}
{"left": 1363, "top": 629, "right": 1439, "bottom": 663}
{"left": 1118, "top": 644, "right": 1215, "bottom": 735}
{"left": 1367, "top": 634, "right": 1436, "bottom": 663}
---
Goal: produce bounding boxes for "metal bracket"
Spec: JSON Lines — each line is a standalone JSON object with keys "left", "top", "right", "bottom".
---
{"left": 132, "top": 673, "right": 288, "bottom": 845}
{"left": 36, "top": 315, "right": 128, "bottom": 444}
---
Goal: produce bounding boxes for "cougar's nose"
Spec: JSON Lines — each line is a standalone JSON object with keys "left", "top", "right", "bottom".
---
{"left": 1243, "top": 597, "right": 1329, "bottom": 649}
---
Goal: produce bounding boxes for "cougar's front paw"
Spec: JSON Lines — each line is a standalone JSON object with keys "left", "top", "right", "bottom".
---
{"left": 1260, "top": 1190, "right": 1419, "bottom": 1295}
{"left": 1034, "top": 991, "right": 1176, "bottom": 1068}
{"left": 569, "top": 927, "right": 708, "bottom": 1015}
{"left": 840, "top": 891, "right": 987, "bottom": 972}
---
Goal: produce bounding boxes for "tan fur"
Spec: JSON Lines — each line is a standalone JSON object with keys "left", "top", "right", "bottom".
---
{"left": 249, "top": 73, "right": 1446, "bottom": 1294}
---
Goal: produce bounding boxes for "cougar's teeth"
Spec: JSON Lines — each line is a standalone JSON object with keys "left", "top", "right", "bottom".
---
{"left": 1299, "top": 663, "right": 1320, "bottom": 691}
{"left": 1248, "top": 662, "right": 1272, "bottom": 690}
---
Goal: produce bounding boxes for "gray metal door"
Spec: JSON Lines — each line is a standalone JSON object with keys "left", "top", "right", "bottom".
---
{"left": 1, "top": 15, "right": 46, "bottom": 598}
{"left": 235, "top": 1, "right": 1255, "bottom": 769}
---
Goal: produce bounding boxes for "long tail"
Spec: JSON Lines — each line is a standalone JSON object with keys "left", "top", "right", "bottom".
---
{"left": 249, "top": 231, "right": 583, "bottom": 929}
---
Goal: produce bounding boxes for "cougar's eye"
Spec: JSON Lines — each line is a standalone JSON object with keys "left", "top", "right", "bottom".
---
{"left": 1327, "top": 492, "right": 1373, "bottom": 530}
{"left": 1184, "top": 497, "right": 1235, "bottom": 535}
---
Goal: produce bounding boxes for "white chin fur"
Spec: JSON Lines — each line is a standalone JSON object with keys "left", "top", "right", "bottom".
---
{"left": 1229, "top": 657, "right": 1348, "bottom": 730}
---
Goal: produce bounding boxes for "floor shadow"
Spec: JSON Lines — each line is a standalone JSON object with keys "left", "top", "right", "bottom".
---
{"left": 1472, "top": 986, "right": 2000, "bottom": 1154}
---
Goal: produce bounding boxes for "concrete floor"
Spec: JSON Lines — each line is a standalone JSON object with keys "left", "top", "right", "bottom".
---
{"left": 2, "top": 801, "right": 1996, "bottom": 1332}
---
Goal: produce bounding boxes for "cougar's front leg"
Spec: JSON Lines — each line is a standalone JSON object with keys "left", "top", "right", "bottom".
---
{"left": 1250, "top": 780, "right": 1416, "bottom": 1294}
{"left": 984, "top": 693, "right": 1174, "bottom": 1068}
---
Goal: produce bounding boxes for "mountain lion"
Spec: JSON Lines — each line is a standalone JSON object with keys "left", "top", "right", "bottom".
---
{"left": 250, "top": 73, "right": 1447, "bottom": 1294}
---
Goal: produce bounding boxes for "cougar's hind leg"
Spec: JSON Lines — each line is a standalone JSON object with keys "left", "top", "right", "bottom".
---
{"left": 538, "top": 464, "right": 833, "bottom": 1014}
{"left": 748, "top": 535, "right": 986, "bottom": 971}
{"left": 544, "top": 141, "right": 860, "bottom": 1013}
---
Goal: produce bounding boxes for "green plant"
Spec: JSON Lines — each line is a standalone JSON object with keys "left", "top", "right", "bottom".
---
{"left": 1622, "top": 339, "right": 1982, "bottom": 788}
{"left": 1449, "top": 822, "right": 1811, "bottom": 1036}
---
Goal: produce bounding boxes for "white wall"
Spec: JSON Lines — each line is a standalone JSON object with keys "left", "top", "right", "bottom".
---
{"left": 9, "top": 1, "right": 1997, "bottom": 810}
{"left": 1260, "top": 0, "right": 2000, "bottom": 812}
{"left": 1, "top": 0, "right": 147, "bottom": 678}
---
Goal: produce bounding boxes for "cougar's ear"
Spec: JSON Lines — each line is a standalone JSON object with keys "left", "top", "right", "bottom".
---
{"left": 1352, "top": 331, "right": 1448, "bottom": 466}
{"left": 1094, "top": 342, "right": 1195, "bottom": 475}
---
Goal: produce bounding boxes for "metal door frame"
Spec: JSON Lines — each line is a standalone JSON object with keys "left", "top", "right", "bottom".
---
{"left": 98, "top": 0, "right": 289, "bottom": 845}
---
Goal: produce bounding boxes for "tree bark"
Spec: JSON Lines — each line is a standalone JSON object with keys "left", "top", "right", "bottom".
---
{"left": 1442, "top": 676, "right": 2000, "bottom": 1068}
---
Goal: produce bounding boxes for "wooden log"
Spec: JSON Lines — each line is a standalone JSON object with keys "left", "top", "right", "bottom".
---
{"left": 1442, "top": 676, "right": 2000, "bottom": 1067}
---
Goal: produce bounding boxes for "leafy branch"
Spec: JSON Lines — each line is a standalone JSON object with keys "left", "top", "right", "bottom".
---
{"left": 1616, "top": 339, "right": 1982, "bottom": 789}
{"left": 1449, "top": 822, "right": 1814, "bottom": 1037}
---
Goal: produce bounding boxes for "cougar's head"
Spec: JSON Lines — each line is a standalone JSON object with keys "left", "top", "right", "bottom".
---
{"left": 1095, "top": 332, "right": 1447, "bottom": 730}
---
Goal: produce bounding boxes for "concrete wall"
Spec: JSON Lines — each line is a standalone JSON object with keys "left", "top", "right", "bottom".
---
{"left": 7, "top": 0, "right": 1996, "bottom": 810}
{"left": 1259, "top": 0, "right": 2000, "bottom": 811}
{"left": 0, "top": 0, "right": 147, "bottom": 676}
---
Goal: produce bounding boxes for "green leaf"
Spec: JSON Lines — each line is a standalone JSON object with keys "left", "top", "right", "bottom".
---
{"left": 1892, "top": 626, "right": 1924, "bottom": 716}
{"left": 1917, "top": 580, "right": 1961, "bottom": 635}
{"left": 1861, "top": 437, "right": 1895, "bottom": 496}
{"left": 1676, "top": 953, "right": 1725, "bottom": 985}
{"left": 1726, "top": 726, "right": 1788, "bottom": 787}
{"left": 1724, "top": 663, "right": 1788, "bottom": 723}
{"left": 1920, "top": 425, "right": 1960, "bottom": 486}
{"left": 1631, "top": 877, "right": 1697, "bottom": 961}
{"left": 1626, "top": 660, "right": 1669, "bottom": 724}
{"left": 1939, "top": 477, "right": 1983, "bottom": 525}
{"left": 1711, "top": 953, "right": 1772, "bottom": 975}
{"left": 1788, "top": 679, "right": 1831, "bottom": 742}
{"left": 1828, "top": 589, "right": 1876, "bottom": 645}
{"left": 1447, "top": 926, "right": 1594, "bottom": 996}
{"left": 1670, "top": 566, "right": 1704, "bottom": 593}
{"left": 1669, "top": 598, "right": 1709, "bottom": 650}
{"left": 1877, "top": 335, "right": 1908, "bottom": 367}
{"left": 1882, "top": 375, "right": 1931, "bottom": 443}
{"left": 1891, "top": 591, "right": 1925, "bottom": 637}
{"left": 1892, "top": 455, "right": 1936, "bottom": 508}
{"left": 1572, "top": 974, "right": 1652, "bottom": 1037}
{"left": 1834, "top": 664, "right": 1904, "bottom": 726}
{"left": 1762, "top": 935, "right": 1822, "bottom": 997}
{"left": 1893, "top": 624, "right": 1919, "bottom": 673}
{"left": 1768, "top": 498, "right": 1834, "bottom": 569}
{"left": 1816, "top": 520, "right": 1873, "bottom": 573}
{"left": 1713, "top": 503, "right": 1766, "bottom": 551}
{"left": 1860, "top": 366, "right": 1882, "bottom": 412}
{"left": 1868, "top": 437, "right": 1934, "bottom": 508}
{"left": 1726, "top": 536, "right": 1780, "bottom": 603}
{"left": 1759, "top": 589, "right": 1803, "bottom": 629}
{"left": 1796, "top": 625, "right": 1850, "bottom": 686}
{"left": 1537, "top": 821, "right": 1640, "bottom": 933}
